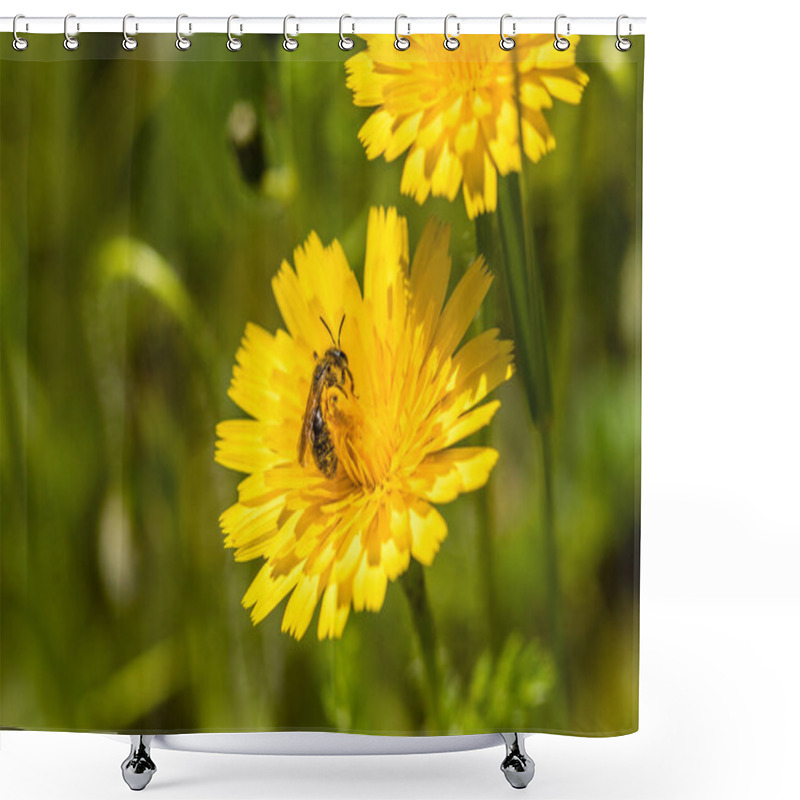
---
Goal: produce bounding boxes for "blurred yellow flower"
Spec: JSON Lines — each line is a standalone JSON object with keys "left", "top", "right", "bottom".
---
{"left": 216, "top": 208, "right": 513, "bottom": 640}
{"left": 346, "top": 35, "right": 588, "bottom": 219}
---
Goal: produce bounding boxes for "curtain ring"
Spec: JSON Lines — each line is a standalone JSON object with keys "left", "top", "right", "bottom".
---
{"left": 122, "top": 14, "right": 138, "bottom": 51}
{"left": 12, "top": 14, "right": 29, "bottom": 51}
{"left": 339, "top": 14, "right": 354, "bottom": 50}
{"left": 443, "top": 14, "right": 459, "bottom": 51}
{"left": 64, "top": 13, "right": 79, "bottom": 51}
{"left": 394, "top": 14, "right": 410, "bottom": 51}
{"left": 227, "top": 15, "right": 243, "bottom": 51}
{"left": 499, "top": 14, "right": 515, "bottom": 50}
{"left": 616, "top": 14, "right": 632, "bottom": 51}
{"left": 176, "top": 14, "right": 191, "bottom": 50}
{"left": 283, "top": 15, "right": 299, "bottom": 51}
{"left": 554, "top": 14, "right": 570, "bottom": 51}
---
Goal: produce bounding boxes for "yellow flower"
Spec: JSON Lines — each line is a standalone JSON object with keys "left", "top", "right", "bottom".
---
{"left": 216, "top": 208, "right": 513, "bottom": 640}
{"left": 346, "top": 35, "right": 588, "bottom": 219}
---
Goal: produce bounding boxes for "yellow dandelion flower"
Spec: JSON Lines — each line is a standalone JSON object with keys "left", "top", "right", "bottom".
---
{"left": 345, "top": 35, "right": 589, "bottom": 219}
{"left": 216, "top": 208, "right": 513, "bottom": 641}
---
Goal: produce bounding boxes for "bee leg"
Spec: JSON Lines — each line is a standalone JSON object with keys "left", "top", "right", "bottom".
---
{"left": 313, "top": 351, "right": 319, "bottom": 361}
{"left": 121, "top": 735, "right": 157, "bottom": 791}
{"left": 344, "top": 366, "right": 359, "bottom": 399}
{"left": 499, "top": 733, "right": 534, "bottom": 789}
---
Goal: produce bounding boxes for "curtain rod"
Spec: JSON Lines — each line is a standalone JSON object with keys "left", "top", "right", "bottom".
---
{"left": 1, "top": 16, "right": 646, "bottom": 37}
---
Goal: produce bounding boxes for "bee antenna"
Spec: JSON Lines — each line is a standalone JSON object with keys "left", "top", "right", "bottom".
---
{"left": 337, "top": 314, "right": 346, "bottom": 347}
{"left": 319, "top": 316, "right": 336, "bottom": 346}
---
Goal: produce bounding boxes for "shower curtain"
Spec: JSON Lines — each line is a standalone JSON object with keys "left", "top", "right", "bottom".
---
{"left": 0, "top": 31, "right": 643, "bottom": 737}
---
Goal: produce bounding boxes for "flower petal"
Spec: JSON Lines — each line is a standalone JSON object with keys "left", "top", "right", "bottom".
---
{"left": 272, "top": 232, "right": 362, "bottom": 355}
{"left": 345, "top": 50, "right": 390, "bottom": 107}
{"left": 352, "top": 555, "right": 388, "bottom": 612}
{"left": 282, "top": 572, "right": 324, "bottom": 640}
{"left": 317, "top": 582, "right": 351, "bottom": 640}
{"left": 407, "top": 447, "right": 499, "bottom": 503}
{"left": 358, "top": 109, "right": 395, "bottom": 159}
{"left": 363, "top": 206, "right": 409, "bottom": 350}
{"left": 431, "top": 257, "right": 493, "bottom": 360}
{"left": 447, "top": 328, "right": 515, "bottom": 412}
{"left": 244, "top": 560, "right": 304, "bottom": 625}
{"left": 400, "top": 146, "right": 432, "bottom": 204}
{"left": 521, "top": 107, "right": 556, "bottom": 163}
{"left": 385, "top": 111, "right": 423, "bottom": 161}
{"left": 220, "top": 498, "right": 284, "bottom": 560}
{"left": 429, "top": 142, "right": 463, "bottom": 201}
{"left": 215, "top": 419, "right": 287, "bottom": 474}
{"left": 408, "top": 498, "right": 448, "bottom": 566}
{"left": 227, "top": 324, "right": 306, "bottom": 425}
{"left": 462, "top": 149, "right": 497, "bottom": 219}
{"left": 541, "top": 67, "right": 589, "bottom": 104}
{"left": 438, "top": 400, "right": 501, "bottom": 449}
{"left": 410, "top": 218, "right": 452, "bottom": 343}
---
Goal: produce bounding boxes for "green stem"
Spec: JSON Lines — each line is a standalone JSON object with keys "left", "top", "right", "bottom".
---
{"left": 540, "top": 425, "right": 570, "bottom": 720}
{"left": 495, "top": 172, "right": 570, "bottom": 723}
{"left": 400, "top": 560, "right": 444, "bottom": 731}
{"left": 474, "top": 214, "right": 501, "bottom": 655}
{"left": 496, "top": 173, "right": 552, "bottom": 427}
{"left": 475, "top": 451, "right": 500, "bottom": 655}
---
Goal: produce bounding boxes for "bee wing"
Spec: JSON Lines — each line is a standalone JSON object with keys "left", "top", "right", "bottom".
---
{"left": 298, "top": 376, "right": 326, "bottom": 467}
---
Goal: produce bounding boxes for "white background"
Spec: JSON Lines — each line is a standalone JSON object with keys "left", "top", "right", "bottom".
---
{"left": 2, "top": 1, "right": 799, "bottom": 798}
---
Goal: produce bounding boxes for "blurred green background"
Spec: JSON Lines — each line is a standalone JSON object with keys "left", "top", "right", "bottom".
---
{"left": 1, "top": 35, "right": 642, "bottom": 735}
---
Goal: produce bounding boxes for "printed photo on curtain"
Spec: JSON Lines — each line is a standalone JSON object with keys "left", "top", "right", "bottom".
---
{"left": 0, "top": 29, "right": 643, "bottom": 744}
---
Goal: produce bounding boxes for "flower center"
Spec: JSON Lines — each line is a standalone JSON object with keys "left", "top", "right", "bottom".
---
{"left": 323, "top": 382, "right": 392, "bottom": 489}
{"left": 434, "top": 54, "right": 500, "bottom": 99}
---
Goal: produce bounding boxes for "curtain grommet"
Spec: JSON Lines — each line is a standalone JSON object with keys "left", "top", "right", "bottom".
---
{"left": 12, "top": 15, "right": 29, "bottom": 51}
{"left": 176, "top": 14, "right": 192, "bottom": 50}
{"left": 283, "top": 15, "right": 299, "bottom": 51}
{"left": 339, "top": 15, "right": 355, "bottom": 51}
{"left": 443, "top": 14, "right": 460, "bottom": 51}
{"left": 616, "top": 15, "right": 632, "bottom": 51}
{"left": 499, "top": 14, "right": 515, "bottom": 50}
{"left": 64, "top": 13, "right": 79, "bottom": 51}
{"left": 227, "top": 15, "right": 243, "bottom": 51}
{"left": 122, "top": 14, "right": 138, "bottom": 51}
{"left": 394, "top": 15, "right": 410, "bottom": 51}
{"left": 554, "top": 15, "right": 570, "bottom": 51}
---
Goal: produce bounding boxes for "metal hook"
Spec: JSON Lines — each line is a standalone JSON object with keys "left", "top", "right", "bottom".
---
{"left": 499, "top": 14, "right": 515, "bottom": 50}
{"left": 122, "top": 14, "right": 138, "bottom": 51}
{"left": 64, "top": 13, "right": 79, "bottom": 51}
{"left": 227, "top": 15, "right": 242, "bottom": 51}
{"left": 176, "top": 14, "right": 191, "bottom": 50}
{"left": 554, "top": 14, "right": 570, "bottom": 51}
{"left": 283, "top": 15, "right": 299, "bottom": 51}
{"left": 339, "top": 14, "right": 354, "bottom": 50}
{"left": 394, "top": 14, "right": 410, "bottom": 51}
{"left": 616, "top": 14, "right": 632, "bottom": 51}
{"left": 444, "top": 14, "right": 459, "bottom": 51}
{"left": 12, "top": 14, "right": 28, "bottom": 51}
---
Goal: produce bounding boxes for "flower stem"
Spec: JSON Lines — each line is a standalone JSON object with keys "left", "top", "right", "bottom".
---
{"left": 496, "top": 173, "right": 552, "bottom": 427}
{"left": 400, "top": 559, "right": 443, "bottom": 731}
{"left": 539, "top": 424, "right": 570, "bottom": 721}
{"left": 495, "top": 171, "right": 571, "bottom": 723}
{"left": 474, "top": 214, "right": 501, "bottom": 655}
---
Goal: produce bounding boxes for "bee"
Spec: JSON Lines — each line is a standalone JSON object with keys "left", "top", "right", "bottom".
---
{"left": 298, "top": 315, "right": 356, "bottom": 478}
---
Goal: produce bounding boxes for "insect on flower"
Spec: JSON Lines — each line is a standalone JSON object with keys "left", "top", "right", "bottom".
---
{"left": 215, "top": 208, "right": 514, "bottom": 640}
{"left": 298, "top": 316, "right": 357, "bottom": 479}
